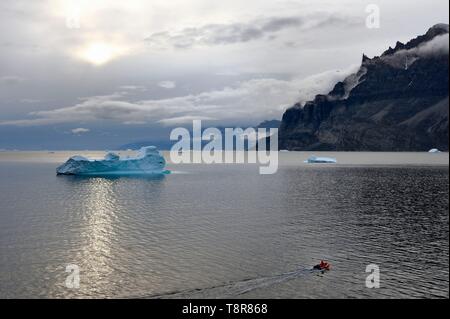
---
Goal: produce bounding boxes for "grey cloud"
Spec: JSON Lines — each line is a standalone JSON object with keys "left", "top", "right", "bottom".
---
{"left": 145, "top": 14, "right": 353, "bottom": 49}
{"left": 414, "top": 33, "right": 449, "bottom": 56}
{"left": 71, "top": 128, "right": 90, "bottom": 135}
{"left": 0, "top": 75, "right": 24, "bottom": 85}
{"left": 123, "top": 120, "right": 147, "bottom": 125}
{"left": 158, "top": 81, "right": 177, "bottom": 89}
{"left": 158, "top": 116, "right": 215, "bottom": 125}
{"left": 261, "top": 17, "right": 304, "bottom": 32}
{"left": 0, "top": 67, "right": 356, "bottom": 127}
{"left": 118, "top": 85, "right": 147, "bottom": 91}
{"left": 20, "top": 99, "right": 41, "bottom": 103}
{"left": 381, "top": 33, "right": 449, "bottom": 69}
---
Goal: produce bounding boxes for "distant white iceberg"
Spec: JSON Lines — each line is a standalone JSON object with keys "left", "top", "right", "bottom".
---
{"left": 305, "top": 156, "right": 337, "bottom": 164}
{"left": 428, "top": 148, "right": 442, "bottom": 153}
{"left": 57, "top": 146, "right": 168, "bottom": 176}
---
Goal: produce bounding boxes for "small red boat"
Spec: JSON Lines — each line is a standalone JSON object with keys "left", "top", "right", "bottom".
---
{"left": 313, "top": 260, "right": 331, "bottom": 271}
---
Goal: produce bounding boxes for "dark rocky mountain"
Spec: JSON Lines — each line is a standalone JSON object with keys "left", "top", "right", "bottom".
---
{"left": 279, "top": 24, "right": 449, "bottom": 151}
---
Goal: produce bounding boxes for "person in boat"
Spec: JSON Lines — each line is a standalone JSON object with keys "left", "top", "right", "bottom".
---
{"left": 313, "top": 260, "right": 331, "bottom": 271}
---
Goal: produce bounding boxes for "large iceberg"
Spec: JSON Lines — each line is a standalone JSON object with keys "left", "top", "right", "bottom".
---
{"left": 57, "top": 146, "right": 168, "bottom": 176}
{"left": 305, "top": 156, "right": 337, "bottom": 164}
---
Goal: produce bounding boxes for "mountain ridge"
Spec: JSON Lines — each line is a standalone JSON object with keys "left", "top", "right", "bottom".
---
{"left": 278, "top": 24, "right": 449, "bottom": 151}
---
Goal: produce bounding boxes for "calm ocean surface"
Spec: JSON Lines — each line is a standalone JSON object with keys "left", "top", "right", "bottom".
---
{"left": 0, "top": 151, "right": 448, "bottom": 299}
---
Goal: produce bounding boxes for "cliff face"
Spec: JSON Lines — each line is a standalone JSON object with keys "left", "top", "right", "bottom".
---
{"left": 279, "top": 24, "right": 449, "bottom": 151}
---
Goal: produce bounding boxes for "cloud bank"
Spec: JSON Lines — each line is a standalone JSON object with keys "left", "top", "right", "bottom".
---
{"left": 0, "top": 67, "right": 356, "bottom": 127}
{"left": 0, "top": 75, "right": 24, "bottom": 85}
{"left": 381, "top": 33, "right": 449, "bottom": 69}
{"left": 158, "top": 81, "right": 177, "bottom": 89}
{"left": 145, "top": 14, "right": 357, "bottom": 49}
{"left": 71, "top": 128, "right": 90, "bottom": 135}
{"left": 414, "top": 33, "right": 449, "bottom": 57}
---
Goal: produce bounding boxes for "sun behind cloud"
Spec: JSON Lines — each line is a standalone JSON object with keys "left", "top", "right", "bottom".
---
{"left": 78, "top": 42, "right": 125, "bottom": 66}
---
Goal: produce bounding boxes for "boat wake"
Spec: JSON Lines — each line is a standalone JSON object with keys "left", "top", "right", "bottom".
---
{"left": 140, "top": 267, "right": 323, "bottom": 299}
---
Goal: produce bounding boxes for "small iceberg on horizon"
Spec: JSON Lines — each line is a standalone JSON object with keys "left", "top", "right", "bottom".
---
{"left": 305, "top": 156, "right": 337, "bottom": 164}
{"left": 57, "top": 146, "right": 168, "bottom": 176}
{"left": 428, "top": 148, "right": 442, "bottom": 153}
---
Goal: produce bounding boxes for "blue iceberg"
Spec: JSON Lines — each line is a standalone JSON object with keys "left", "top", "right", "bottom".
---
{"left": 305, "top": 156, "right": 337, "bottom": 164}
{"left": 57, "top": 146, "right": 168, "bottom": 176}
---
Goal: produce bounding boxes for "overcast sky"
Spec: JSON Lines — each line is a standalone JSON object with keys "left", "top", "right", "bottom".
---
{"left": 0, "top": 0, "right": 448, "bottom": 149}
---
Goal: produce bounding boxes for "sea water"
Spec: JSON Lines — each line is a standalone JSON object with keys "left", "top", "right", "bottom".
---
{"left": 0, "top": 151, "right": 448, "bottom": 298}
